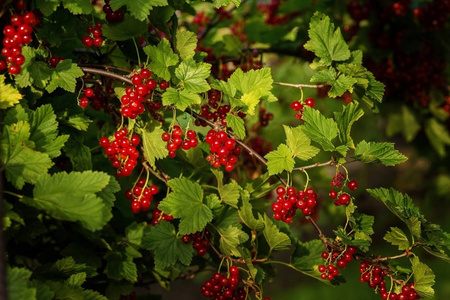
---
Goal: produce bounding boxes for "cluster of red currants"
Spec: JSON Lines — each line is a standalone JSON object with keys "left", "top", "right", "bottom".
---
{"left": 258, "top": 108, "right": 274, "bottom": 127}
{"left": 205, "top": 130, "right": 241, "bottom": 172}
{"left": 200, "top": 266, "right": 246, "bottom": 299}
{"left": 271, "top": 186, "right": 318, "bottom": 223}
{"left": 150, "top": 202, "right": 174, "bottom": 226}
{"left": 99, "top": 128, "right": 140, "bottom": 177}
{"left": 120, "top": 69, "right": 167, "bottom": 119}
{"left": 328, "top": 173, "right": 358, "bottom": 206}
{"left": 48, "top": 55, "right": 64, "bottom": 68}
{"left": 162, "top": 126, "right": 199, "bottom": 158}
{"left": 319, "top": 246, "right": 357, "bottom": 281}
{"left": 290, "top": 98, "right": 315, "bottom": 120}
{"left": 125, "top": 178, "right": 158, "bottom": 214}
{"left": 102, "top": 0, "right": 124, "bottom": 23}
{"left": 82, "top": 23, "right": 103, "bottom": 48}
{"left": 359, "top": 263, "right": 420, "bottom": 300}
{"left": 196, "top": 90, "right": 239, "bottom": 127}
{"left": 0, "top": 11, "right": 39, "bottom": 74}
{"left": 79, "top": 88, "right": 94, "bottom": 108}
{"left": 182, "top": 230, "right": 211, "bottom": 256}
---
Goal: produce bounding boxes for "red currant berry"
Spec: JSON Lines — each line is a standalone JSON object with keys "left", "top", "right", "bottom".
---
{"left": 291, "top": 101, "right": 303, "bottom": 111}
{"left": 141, "top": 68, "right": 151, "bottom": 79}
{"left": 84, "top": 88, "right": 94, "bottom": 97}
{"left": 305, "top": 98, "right": 315, "bottom": 107}
{"left": 348, "top": 180, "right": 358, "bottom": 191}
{"left": 159, "top": 80, "right": 169, "bottom": 90}
{"left": 276, "top": 186, "right": 286, "bottom": 196}
{"left": 329, "top": 190, "right": 337, "bottom": 199}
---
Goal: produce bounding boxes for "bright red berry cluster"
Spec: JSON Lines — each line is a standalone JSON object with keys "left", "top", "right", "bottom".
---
{"left": 102, "top": 0, "right": 124, "bottom": 23}
{"left": 257, "top": 0, "right": 291, "bottom": 25}
{"left": 329, "top": 174, "right": 358, "bottom": 206}
{"left": 200, "top": 266, "right": 245, "bottom": 299}
{"left": 162, "top": 126, "right": 199, "bottom": 158}
{"left": 291, "top": 98, "right": 315, "bottom": 120}
{"left": 79, "top": 88, "right": 94, "bottom": 108}
{"left": 359, "top": 263, "right": 420, "bottom": 300}
{"left": 99, "top": 128, "right": 140, "bottom": 177}
{"left": 82, "top": 23, "right": 103, "bottom": 48}
{"left": 1, "top": 11, "right": 39, "bottom": 75}
{"left": 319, "top": 246, "right": 356, "bottom": 281}
{"left": 150, "top": 202, "right": 174, "bottom": 226}
{"left": 271, "top": 186, "right": 318, "bottom": 223}
{"left": 205, "top": 130, "right": 241, "bottom": 172}
{"left": 125, "top": 179, "right": 158, "bottom": 214}
{"left": 120, "top": 69, "right": 159, "bottom": 119}
{"left": 182, "top": 230, "right": 211, "bottom": 256}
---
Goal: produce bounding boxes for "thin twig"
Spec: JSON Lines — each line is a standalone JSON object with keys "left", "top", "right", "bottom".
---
{"left": 79, "top": 64, "right": 132, "bottom": 74}
{"left": 293, "top": 159, "right": 334, "bottom": 171}
{"left": 143, "top": 161, "right": 168, "bottom": 185}
{"left": 273, "top": 81, "right": 326, "bottom": 90}
{"left": 80, "top": 67, "right": 133, "bottom": 85}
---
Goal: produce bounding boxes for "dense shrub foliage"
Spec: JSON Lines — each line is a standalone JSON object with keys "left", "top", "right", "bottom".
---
{"left": 1, "top": 1, "right": 449, "bottom": 300}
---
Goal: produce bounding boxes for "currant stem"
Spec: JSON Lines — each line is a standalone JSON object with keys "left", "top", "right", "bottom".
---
{"left": 273, "top": 81, "right": 326, "bottom": 90}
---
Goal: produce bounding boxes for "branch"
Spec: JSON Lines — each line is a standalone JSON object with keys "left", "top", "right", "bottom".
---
{"left": 79, "top": 64, "right": 132, "bottom": 74}
{"left": 80, "top": 67, "right": 133, "bottom": 85}
{"left": 293, "top": 159, "right": 334, "bottom": 171}
{"left": 273, "top": 81, "right": 326, "bottom": 89}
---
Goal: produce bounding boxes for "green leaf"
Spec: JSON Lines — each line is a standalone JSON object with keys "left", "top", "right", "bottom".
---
{"left": 0, "top": 121, "right": 53, "bottom": 189}
{"left": 61, "top": 0, "right": 93, "bottom": 15}
{"left": 354, "top": 141, "right": 408, "bottom": 166}
{"left": 143, "top": 39, "right": 179, "bottom": 81}
{"left": 384, "top": 227, "right": 410, "bottom": 250}
{"left": 176, "top": 30, "right": 197, "bottom": 59}
{"left": 226, "top": 114, "right": 246, "bottom": 140}
{"left": 213, "top": 0, "right": 241, "bottom": 8}
{"left": 219, "top": 180, "right": 240, "bottom": 208}
{"left": 82, "top": 290, "right": 108, "bottom": 300}
{"left": 240, "top": 89, "right": 262, "bottom": 115}
{"left": 262, "top": 215, "right": 291, "bottom": 253}
{"left": 65, "top": 114, "right": 92, "bottom": 131}
{"left": 35, "top": 0, "right": 60, "bottom": 16}
{"left": 22, "top": 171, "right": 113, "bottom": 231}
{"left": 211, "top": 79, "right": 236, "bottom": 98}
{"left": 110, "top": 0, "right": 168, "bottom": 21}
{"left": 228, "top": 68, "right": 274, "bottom": 100}
{"left": 264, "top": 144, "right": 295, "bottom": 175}
{"left": 8, "top": 268, "right": 36, "bottom": 300}
{"left": 290, "top": 239, "right": 333, "bottom": 283}
{"left": 46, "top": 60, "right": 84, "bottom": 93}
{"left": 66, "top": 273, "right": 86, "bottom": 287}
{"left": 367, "top": 188, "right": 423, "bottom": 238}
{"left": 401, "top": 105, "right": 420, "bottom": 142}
{"left": 425, "top": 118, "right": 450, "bottom": 156}
{"left": 411, "top": 256, "right": 435, "bottom": 298}
{"left": 283, "top": 125, "right": 319, "bottom": 160}
{"left": 175, "top": 58, "right": 211, "bottom": 93}
{"left": 310, "top": 68, "right": 357, "bottom": 97}
{"left": 140, "top": 125, "right": 168, "bottom": 167}
{"left": 142, "top": 221, "right": 193, "bottom": 269}
{"left": 228, "top": 67, "right": 273, "bottom": 94}
{"left": 102, "top": 14, "right": 147, "bottom": 41}
{"left": 0, "top": 75, "right": 22, "bottom": 109}
{"left": 126, "top": 222, "right": 150, "bottom": 247}
{"left": 238, "top": 190, "right": 264, "bottom": 231}
{"left": 158, "top": 178, "right": 212, "bottom": 235}
{"left": 217, "top": 225, "right": 249, "bottom": 257}
{"left": 301, "top": 106, "right": 339, "bottom": 152}
{"left": 304, "top": 12, "right": 351, "bottom": 66}
{"left": 63, "top": 137, "right": 92, "bottom": 171}
{"left": 104, "top": 251, "right": 137, "bottom": 282}
{"left": 334, "top": 102, "right": 364, "bottom": 148}
{"left": 29, "top": 104, "right": 69, "bottom": 158}
{"left": 162, "top": 87, "right": 201, "bottom": 111}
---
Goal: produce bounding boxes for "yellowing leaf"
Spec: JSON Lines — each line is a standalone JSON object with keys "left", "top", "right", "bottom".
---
{"left": 0, "top": 75, "right": 22, "bottom": 109}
